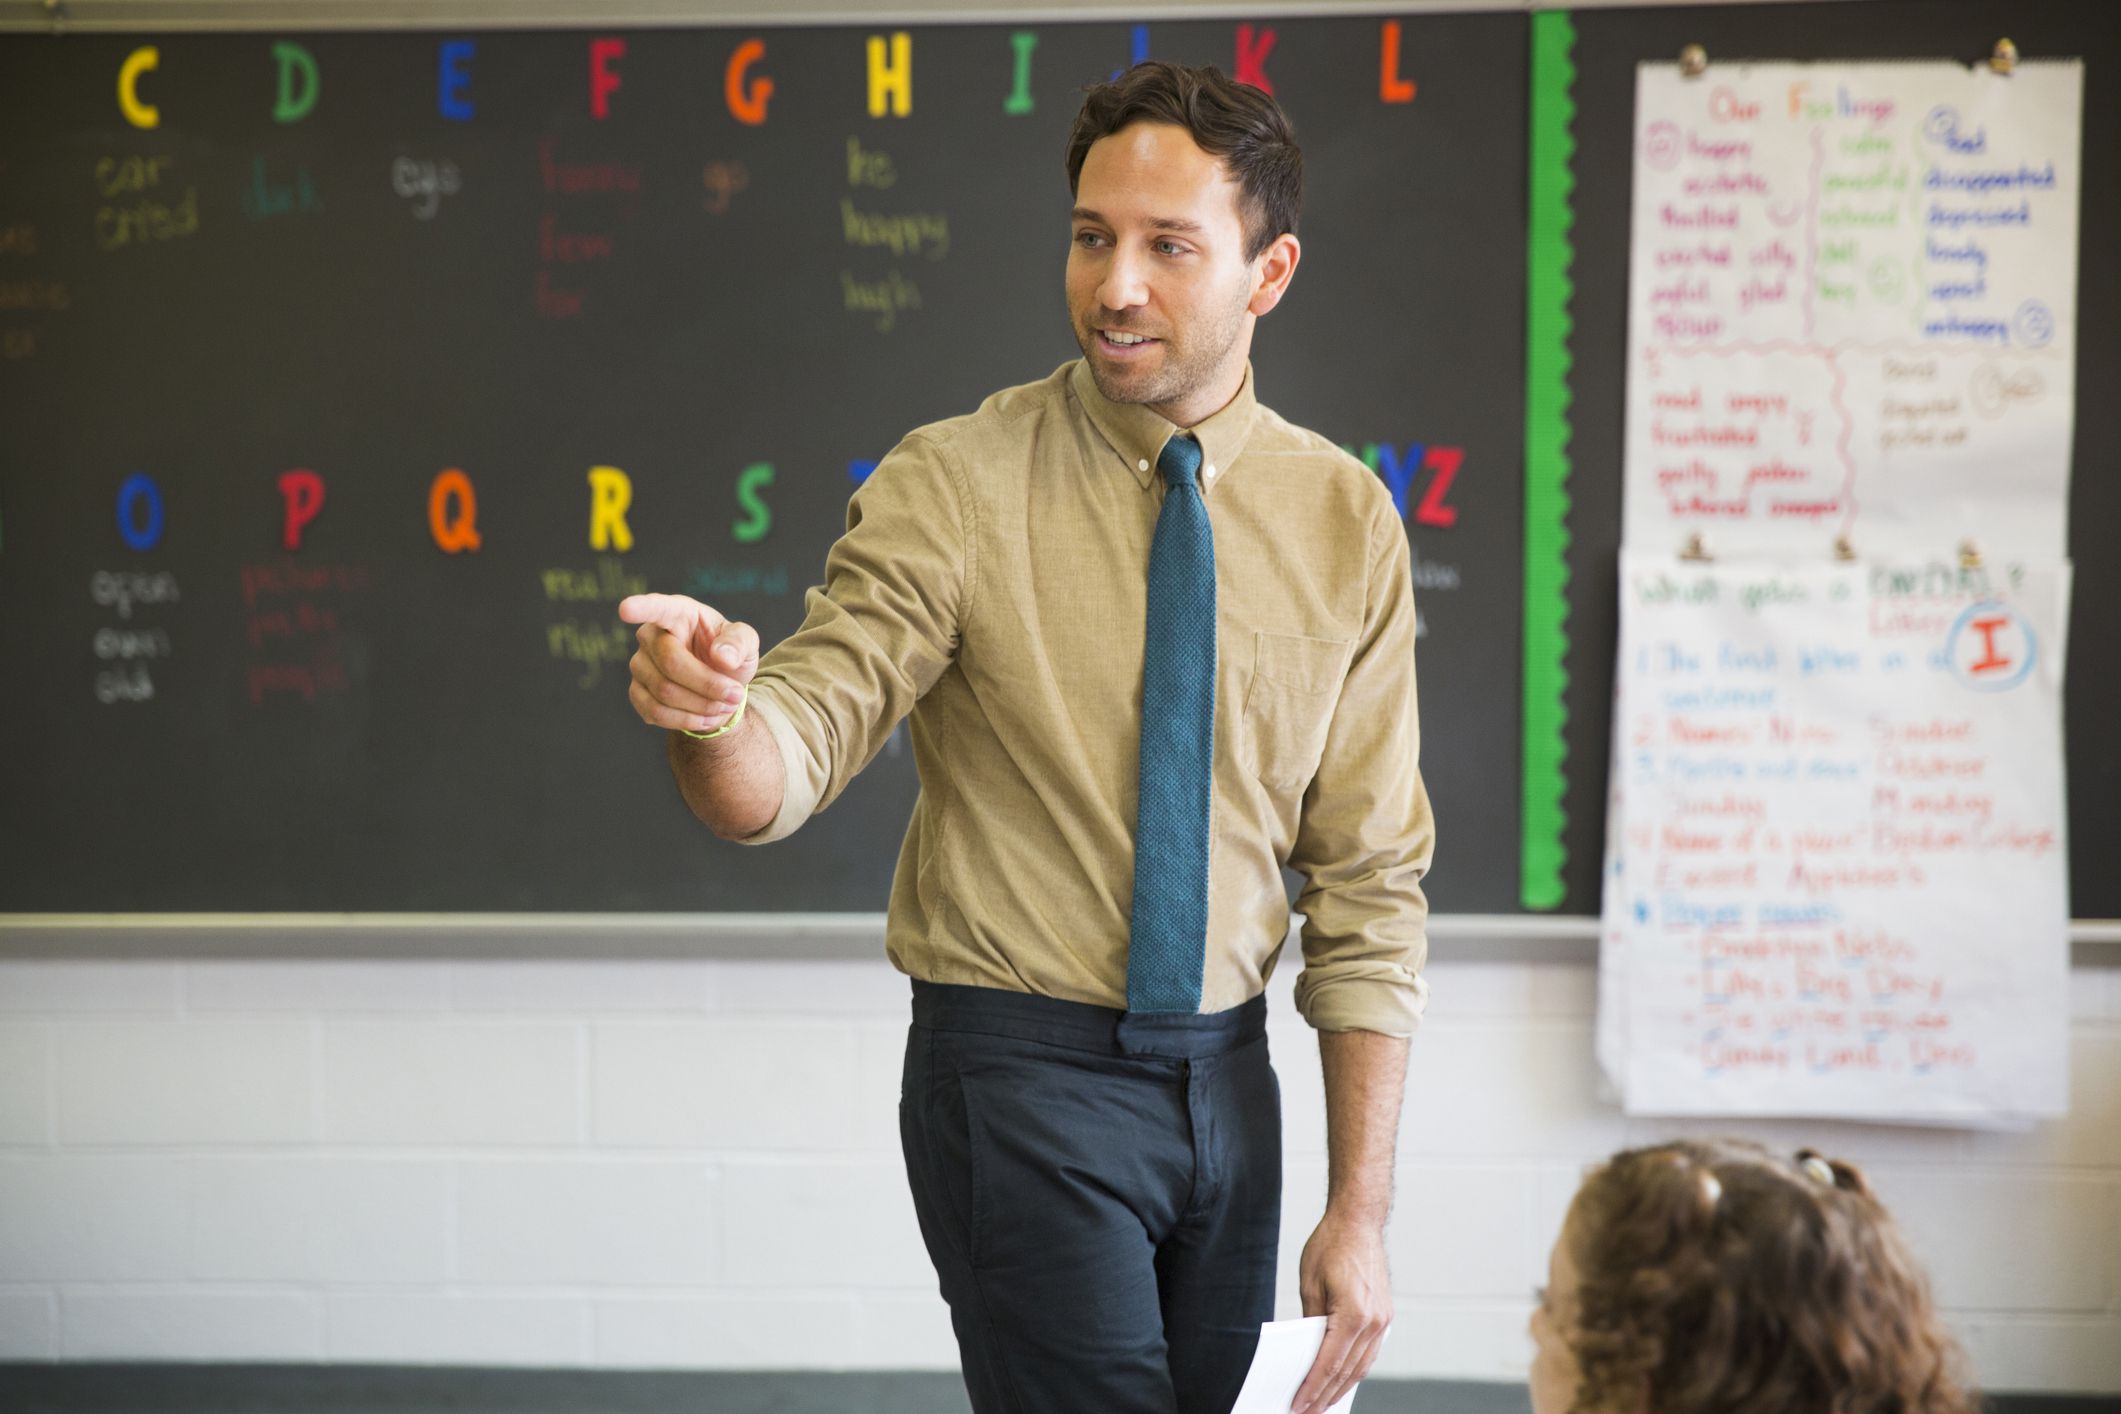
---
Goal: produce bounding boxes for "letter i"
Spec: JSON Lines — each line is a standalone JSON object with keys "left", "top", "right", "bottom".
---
{"left": 1004, "top": 32, "right": 1036, "bottom": 115}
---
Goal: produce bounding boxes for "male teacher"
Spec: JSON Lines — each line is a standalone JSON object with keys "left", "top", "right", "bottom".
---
{"left": 620, "top": 61, "right": 1433, "bottom": 1414}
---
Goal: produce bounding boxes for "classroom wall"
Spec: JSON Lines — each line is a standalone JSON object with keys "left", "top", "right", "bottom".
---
{"left": 0, "top": 948, "right": 2114, "bottom": 1393}
{"left": 6, "top": 0, "right": 2109, "bottom": 1396}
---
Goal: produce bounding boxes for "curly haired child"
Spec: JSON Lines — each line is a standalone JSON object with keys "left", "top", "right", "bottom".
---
{"left": 1530, "top": 1138, "right": 1974, "bottom": 1414}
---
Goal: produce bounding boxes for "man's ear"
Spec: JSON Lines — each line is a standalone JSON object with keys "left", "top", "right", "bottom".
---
{"left": 1248, "top": 232, "right": 1301, "bottom": 317}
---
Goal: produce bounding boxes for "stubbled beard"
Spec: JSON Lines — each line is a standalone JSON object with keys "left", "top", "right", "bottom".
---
{"left": 1072, "top": 286, "right": 1248, "bottom": 411}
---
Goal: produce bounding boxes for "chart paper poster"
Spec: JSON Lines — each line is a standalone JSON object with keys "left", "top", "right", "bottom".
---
{"left": 1624, "top": 61, "right": 2083, "bottom": 560}
{"left": 1600, "top": 554, "right": 2071, "bottom": 1123}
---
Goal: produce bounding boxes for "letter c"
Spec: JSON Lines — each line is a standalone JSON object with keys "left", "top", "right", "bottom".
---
{"left": 119, "top": 47, "right": 160, "bottom": 128}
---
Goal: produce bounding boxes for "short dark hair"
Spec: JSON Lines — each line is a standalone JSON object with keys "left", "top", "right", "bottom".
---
{"left": 1065, "top": 60, "right": 1302, "bottom": 262}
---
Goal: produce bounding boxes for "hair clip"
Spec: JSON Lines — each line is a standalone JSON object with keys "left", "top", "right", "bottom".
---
{"left": 1799, "top": 1154, "right": 1836, "bottom": 1187}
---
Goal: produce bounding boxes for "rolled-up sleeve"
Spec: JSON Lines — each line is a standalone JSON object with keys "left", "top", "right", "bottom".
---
{"left": 730, "top": 431, "right": 972, "bottom": 845}
{"left": 1287, "top": 504, "right": 1434, "bottom": 1034}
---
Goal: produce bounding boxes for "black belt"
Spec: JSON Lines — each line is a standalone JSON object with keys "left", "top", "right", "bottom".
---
{"left": 911, "top": 978, "right": 1267, "bottom": 1060}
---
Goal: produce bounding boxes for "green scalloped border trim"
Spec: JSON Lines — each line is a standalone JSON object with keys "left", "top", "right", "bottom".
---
{"left": 1520, "top": 8, "right": 1577, "bottom": 911}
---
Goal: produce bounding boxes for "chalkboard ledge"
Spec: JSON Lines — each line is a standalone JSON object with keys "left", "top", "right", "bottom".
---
{"left": 0, "top": 914, "right": 2115, "bottom": 965}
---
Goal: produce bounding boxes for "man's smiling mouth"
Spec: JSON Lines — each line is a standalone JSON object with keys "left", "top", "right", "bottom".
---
{"left": 1098, "top": 329, "right": 1160, "bottom": 353}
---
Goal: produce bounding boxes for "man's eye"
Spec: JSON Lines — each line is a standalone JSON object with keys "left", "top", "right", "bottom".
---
{"left": 1073, "top": 231, "right": 1104, "bottom": 247}
{"left": 1155, "top": 240, "right": 1186, "bottom": 256}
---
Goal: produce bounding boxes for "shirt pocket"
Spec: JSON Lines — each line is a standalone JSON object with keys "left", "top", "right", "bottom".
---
{"left": 1239, "top": 630, "right": 1352, "bottom": 792}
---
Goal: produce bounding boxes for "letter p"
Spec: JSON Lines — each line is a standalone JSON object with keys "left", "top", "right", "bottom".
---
{"left": 278, "top": 469, "right": 325, "bottom": 551}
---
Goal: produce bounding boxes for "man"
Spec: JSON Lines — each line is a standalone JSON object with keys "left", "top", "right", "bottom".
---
{"left": 621, "top": 61, "right": 1432, "bottom": 1414}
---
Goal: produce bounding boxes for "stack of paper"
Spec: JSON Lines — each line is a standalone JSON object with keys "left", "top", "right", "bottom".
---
{"left": 1228, "top": 1317, "right": 1389, "bottom": 1414}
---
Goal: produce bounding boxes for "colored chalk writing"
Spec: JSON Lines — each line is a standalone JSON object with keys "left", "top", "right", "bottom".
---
{"left": 238, "top": 559, "right": 370, "bottom": 709}
{"left": 90, "top": 567, "right": 180, "bottom": 705}
{"left": 392, "top": 157, "right": 461, "bottom": 220}
{"left": 533, "top": 137, "right": 639, "bottom": 319}
{"left": 840, "top": 136, "right": 943, "bottom": 333}
{"left": 93, "top": 153, "right": 199, "bottom": 251}
{"left": 0, "top": 214, "right": 65, "bottom": 361}
{"left": 541, "top": 557, "right": 646, "bottom": 689}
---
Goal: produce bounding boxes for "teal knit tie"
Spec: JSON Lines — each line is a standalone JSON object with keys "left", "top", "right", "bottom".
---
{"left": 1126, "top": 433, "right": 1214, "bottom": 1014}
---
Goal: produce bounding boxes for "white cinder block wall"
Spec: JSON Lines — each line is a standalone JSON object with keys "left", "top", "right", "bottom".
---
{"left": 0, "top": 950, "right": 2116, "bottom": 1393}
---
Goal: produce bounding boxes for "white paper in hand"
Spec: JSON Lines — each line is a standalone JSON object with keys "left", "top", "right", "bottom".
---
{"left": 1226, "top": 1316, "right": 1386, "bottom": 1414}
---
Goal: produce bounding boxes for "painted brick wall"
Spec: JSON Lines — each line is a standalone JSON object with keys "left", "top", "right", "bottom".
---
{"left": 1, "top": 952, "right": 2114, "bottom": 1392}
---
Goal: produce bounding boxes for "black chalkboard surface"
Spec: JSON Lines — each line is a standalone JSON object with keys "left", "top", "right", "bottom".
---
{"left": 1559, "top": 0, "right": 2120, "bottom": 921}
{"left": 5, "top": 3, "right": 2113, "bottom": 921}
{"left": 0, "top": 14, "right": 1530, "bottom": 911}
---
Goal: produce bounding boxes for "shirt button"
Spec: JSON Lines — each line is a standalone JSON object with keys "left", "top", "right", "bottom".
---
{"left": 1137, "top": 458, "right": 1150, "bottom": 473}
{"left": 1205, "top": 464, "right": 1218, "bottom": 479}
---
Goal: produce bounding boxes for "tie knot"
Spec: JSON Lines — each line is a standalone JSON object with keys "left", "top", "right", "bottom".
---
{"left": 1157, "top": 433, "right": 1203, "bottom": 488}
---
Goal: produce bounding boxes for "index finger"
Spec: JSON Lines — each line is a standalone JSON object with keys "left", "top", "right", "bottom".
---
{"left": 618, "top": 593, "right": 717, "bottom": 639}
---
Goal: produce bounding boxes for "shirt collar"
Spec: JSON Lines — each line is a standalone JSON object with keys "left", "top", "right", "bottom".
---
{"left": 1068, "top": 357, "right": 1260, "bottom": 497}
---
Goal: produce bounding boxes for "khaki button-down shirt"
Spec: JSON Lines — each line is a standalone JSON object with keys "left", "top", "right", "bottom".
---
{"left": 739, "top": 359, "right": 1433, "bottom": 1034}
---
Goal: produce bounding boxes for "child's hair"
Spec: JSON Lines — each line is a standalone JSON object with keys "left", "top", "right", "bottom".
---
{"left": 1563, "top": 1138, "right": 1973, "bottom": 1414}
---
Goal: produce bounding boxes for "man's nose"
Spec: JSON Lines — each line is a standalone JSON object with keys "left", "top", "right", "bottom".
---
{"left": 1098, "top": 251, "right": 1149, "bottom": 310}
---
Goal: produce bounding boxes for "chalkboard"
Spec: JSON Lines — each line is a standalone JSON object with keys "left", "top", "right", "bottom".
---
{"left": 1557, "top": 0, "right": 2120, "bottom": 920}
{"left": 5, "top": 4, "right": 2113, "bottom": 922}
{"left": 0, "top": 14, "right": 1531, "bottom": 912}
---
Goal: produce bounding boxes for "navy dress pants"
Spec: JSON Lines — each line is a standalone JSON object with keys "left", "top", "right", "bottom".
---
{"left": 899, "top": 980, "right": 1283, "bottom": 1414}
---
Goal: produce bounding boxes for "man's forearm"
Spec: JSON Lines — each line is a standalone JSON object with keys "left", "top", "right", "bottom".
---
{"left": 1318, "top": 1029, "right": 1410, "bottom": 1227}
{"left": 665, "top": 711, "right": 786, "bottom": 840}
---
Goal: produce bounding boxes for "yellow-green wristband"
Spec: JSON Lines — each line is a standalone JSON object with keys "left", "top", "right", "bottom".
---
{"left": 680, "top": 684, "right": 748, "bottom": 741}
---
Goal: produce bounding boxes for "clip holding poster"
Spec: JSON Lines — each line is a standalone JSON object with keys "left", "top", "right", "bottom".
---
{"left": 1833, "top": 534, "right": 1858, "bottom": 563}
{"left": 1678, "top": 43, "right": 1708, "bottom": 78}
{"left": 1679, "top": 531, "right": 1713, "bottom": 562}
{"left": 1959, "top": 538, "right": 1986, "bottom": 571}
{"left": 1990, "top": 37, "right": 2020, "bottom": 75}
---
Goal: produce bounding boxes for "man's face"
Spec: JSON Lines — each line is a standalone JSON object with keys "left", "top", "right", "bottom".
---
{"left": 1067, "top": 121, "right": 1260, "bottom": 417}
